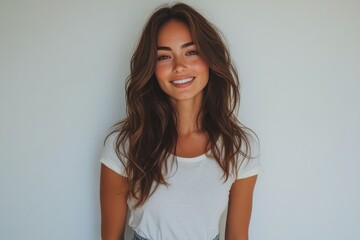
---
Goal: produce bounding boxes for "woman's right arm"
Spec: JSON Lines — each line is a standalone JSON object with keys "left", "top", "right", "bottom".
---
{"left": 100, "top": 164, "right": 129, "bottom": 240}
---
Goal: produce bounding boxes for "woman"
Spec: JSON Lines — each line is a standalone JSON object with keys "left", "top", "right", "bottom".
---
{"left": 100, "top": 3, "right": 261, "bottom": 240}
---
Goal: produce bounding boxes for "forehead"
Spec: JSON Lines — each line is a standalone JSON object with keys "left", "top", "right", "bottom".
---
{"left": 157, "top": 20, "right": 192, "bottom": 46}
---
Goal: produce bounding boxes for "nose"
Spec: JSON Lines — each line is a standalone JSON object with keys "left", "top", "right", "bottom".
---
{"left": 173, "top": 56, "right": 187, "bottom": 73}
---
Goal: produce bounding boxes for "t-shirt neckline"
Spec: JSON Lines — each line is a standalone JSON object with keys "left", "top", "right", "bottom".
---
{"left": 169, "top": 149, "right": 212, "bottom": 163}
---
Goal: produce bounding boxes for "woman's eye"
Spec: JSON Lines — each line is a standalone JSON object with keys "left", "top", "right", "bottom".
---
{"left": 157, "top": 55, "right": 170, "bottom": 61}
{"left": 186, "top": 50, "right": 199, "bottom": 56}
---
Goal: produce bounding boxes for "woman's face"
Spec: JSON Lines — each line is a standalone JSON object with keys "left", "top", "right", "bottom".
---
{"left": 155, "top": 20, "right": 209, "bottom": 104}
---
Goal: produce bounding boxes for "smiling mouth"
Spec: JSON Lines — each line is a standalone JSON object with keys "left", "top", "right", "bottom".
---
{"left": 171, "top": 77, "right": 195, "bottom": 85}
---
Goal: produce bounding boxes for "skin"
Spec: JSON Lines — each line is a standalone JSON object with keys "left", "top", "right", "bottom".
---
{"left": 100, "top": 166, "right": 128, "bottom": 240}
{"left": 155, "top": 20, "right": 210, "bottom": 156}
{"left": 100, "top": 19, "right": 257, "bottom": 240}
{"left": 226, "top": 175, "right": 258, "bottom": 240}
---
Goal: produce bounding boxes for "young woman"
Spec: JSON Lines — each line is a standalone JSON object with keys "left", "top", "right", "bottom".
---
{"left": 100, "top": 3, "right": 261, "bottom": 240}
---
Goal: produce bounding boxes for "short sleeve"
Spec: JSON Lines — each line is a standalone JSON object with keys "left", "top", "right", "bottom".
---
{"left": 237, "top": 157, "right": 261, "bottom": 179}
{"left": 100, "top": 132, "right": 127, "bottom": 177}
{"left": 237, "top": 139, "right": 262, "bottom": 179}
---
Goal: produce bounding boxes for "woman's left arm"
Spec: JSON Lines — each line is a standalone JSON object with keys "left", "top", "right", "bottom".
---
{"left": 225, "top": 175, "right": 258, "bottom": 240}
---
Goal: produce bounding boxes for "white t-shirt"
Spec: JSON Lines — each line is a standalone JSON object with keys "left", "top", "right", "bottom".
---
{"left": 100, "top": 133, "right": 261, "bottom": 240}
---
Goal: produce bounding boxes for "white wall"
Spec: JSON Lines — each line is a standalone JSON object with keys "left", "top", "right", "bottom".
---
{"left": 0, "top": 0, "right": 359, "bottom": 239}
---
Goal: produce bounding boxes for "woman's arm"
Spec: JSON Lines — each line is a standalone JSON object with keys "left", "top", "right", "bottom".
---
{"left": 225, "top": 175, "right": 258, "bottom": 240}
{"left": 100, "top": 164, "right": 129, "bottom": 240}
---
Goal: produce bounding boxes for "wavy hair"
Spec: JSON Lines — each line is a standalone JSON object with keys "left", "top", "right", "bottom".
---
{"left": 107, "top": 3, "right": 258, "bottom": 208}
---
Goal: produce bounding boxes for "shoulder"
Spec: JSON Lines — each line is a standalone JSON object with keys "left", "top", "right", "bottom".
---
{"left": 100, "top": 131, "right": 128, "bottom": 177}
{"left": 236, "top": 135, "right": 262, "bottom": 180}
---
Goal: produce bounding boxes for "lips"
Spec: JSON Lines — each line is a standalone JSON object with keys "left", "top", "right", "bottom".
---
{"left": 171, "top": 77, "right": 195, "bottom": 85}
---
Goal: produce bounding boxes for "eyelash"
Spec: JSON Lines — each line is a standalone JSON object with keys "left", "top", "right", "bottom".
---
{"left": 157, "top": 50, "right": 199, "bottom": 61}
{"left": 157, "top": 55, "right": 170, "bottom": 61}
{"left": 186, "top": 50, "right": 199, "bottom": 56}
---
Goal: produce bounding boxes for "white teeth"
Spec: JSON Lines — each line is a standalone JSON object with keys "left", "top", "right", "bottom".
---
{"left": 171, "top": 77, "right": 194, "bottom": 84}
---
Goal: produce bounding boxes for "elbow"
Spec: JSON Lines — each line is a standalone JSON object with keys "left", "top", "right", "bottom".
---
{"left": 101, "top": 236, "right": 124, "bottom": 240}
{"left": 101, "top": 230, "right": 124, "bottom": 240}
{"left": 225, "top": 233, "right": 248, "bottom": 240}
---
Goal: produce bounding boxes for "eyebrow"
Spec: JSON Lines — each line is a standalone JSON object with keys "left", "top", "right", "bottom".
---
{"left": 157, "top": 41, "right": 194, "bottom": 51}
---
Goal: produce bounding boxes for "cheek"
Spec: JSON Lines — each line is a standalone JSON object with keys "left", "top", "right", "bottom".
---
{"left": 154, "top": 64, "right": 168, "bottom": 92}
{"left": 192, "top": 59, "right": 209, "bottom": 81}
{"left": 191, "top": 59, "right": 208, "bottom": 72}
{"left": 155, "top": 63, "right": 170, "bottom": 81}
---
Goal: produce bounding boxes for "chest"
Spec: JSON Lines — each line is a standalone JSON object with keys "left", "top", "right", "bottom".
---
{"left": 128, "top": 158, "right": 235, "bottom": 221}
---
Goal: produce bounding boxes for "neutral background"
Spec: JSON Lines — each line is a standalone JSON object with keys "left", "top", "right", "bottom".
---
{"left": 1, "top": 0, "right": 359, "bottom": 239}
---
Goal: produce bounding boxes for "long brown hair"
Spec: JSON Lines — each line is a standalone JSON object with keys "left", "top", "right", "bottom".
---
{"left": 107, "top": 3, "right": 258, "bottom": 208}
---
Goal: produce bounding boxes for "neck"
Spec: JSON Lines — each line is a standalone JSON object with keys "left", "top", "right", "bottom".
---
{"left": 172, "top": 96, "right": 203, "bottom": 137}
